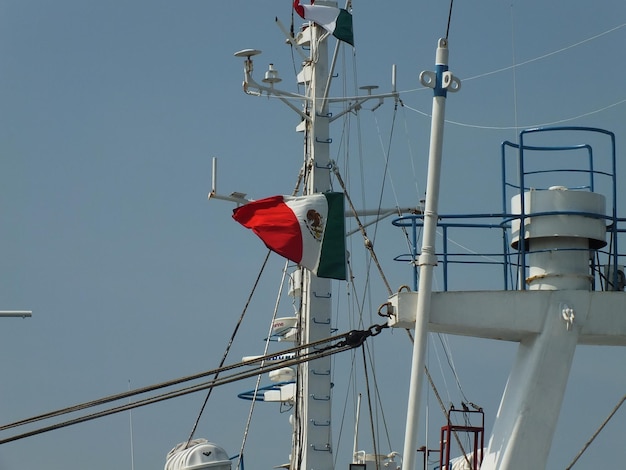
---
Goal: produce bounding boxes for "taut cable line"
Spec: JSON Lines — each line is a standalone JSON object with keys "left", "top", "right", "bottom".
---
{"left": 0, "top": 324, "right": 388, "bottom": 445}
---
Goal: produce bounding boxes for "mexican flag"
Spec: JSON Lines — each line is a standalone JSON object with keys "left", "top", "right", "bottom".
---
{"left": 232, "top": 192, "right": 346, "bottom": 280}
{"left": 293, "top": 0, "right": 354, "bottom": 46}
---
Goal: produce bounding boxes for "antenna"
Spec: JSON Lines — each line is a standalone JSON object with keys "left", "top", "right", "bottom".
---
{"left": 352, "top": 393, "right": 362, "bottom": 461}
{"left": 208, "top": 157, "right": 250, "bottom": 205}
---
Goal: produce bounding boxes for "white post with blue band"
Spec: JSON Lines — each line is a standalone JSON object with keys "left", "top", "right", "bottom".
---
{"left": 400, "top": 37, "right": 460, "bottom": 470}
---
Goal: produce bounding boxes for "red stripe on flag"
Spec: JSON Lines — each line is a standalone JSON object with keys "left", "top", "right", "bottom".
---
{"left": 232, "top": 196, "right": 303, "bottom": 263}
{"left": 293, "top": 0, "right": 304, "bottom": 18}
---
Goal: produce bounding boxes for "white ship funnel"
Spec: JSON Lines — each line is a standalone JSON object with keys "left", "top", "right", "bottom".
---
{"left": 510, "top": 187, "right": 606, "bottom": 290}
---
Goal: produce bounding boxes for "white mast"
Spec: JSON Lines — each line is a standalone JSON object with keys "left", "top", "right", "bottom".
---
{"left": 233, "top": 4, "right": 398, "bottom": 467}
{"left": 400, "top": 37, "right": 460, "bottom": 470}
{"left": 295, "top": 17, "right": 334, "bottom": 470}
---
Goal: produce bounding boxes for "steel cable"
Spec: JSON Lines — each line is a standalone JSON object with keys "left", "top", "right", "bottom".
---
{"left": 0, "top": 325, "right": 386, "bottom": 445}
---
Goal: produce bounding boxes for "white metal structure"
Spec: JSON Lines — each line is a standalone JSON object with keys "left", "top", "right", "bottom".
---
{"left": 232, "top": 3, "right": 398, "bottom": 468}
{"left": 390, "top": 184, "right": 626, "bottom": 469}
{"left": 401, "top": 37, "right": 460, "bottom": 470}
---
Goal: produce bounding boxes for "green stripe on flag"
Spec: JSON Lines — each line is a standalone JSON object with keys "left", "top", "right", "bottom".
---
{"left": 333, "top": 9, "right": 354, "bottom": 46}
{"left": 317, "top": 192, "right": 346, "bottom": 280}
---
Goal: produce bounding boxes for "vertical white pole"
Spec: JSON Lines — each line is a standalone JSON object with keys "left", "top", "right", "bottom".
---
{"left": 295, "top": 18, "right": 334, "bottom": 470}
{"left": 401, "top": 38, "right": 459, "bottom": 470}
{"left": 353, "top": 393, "right": 362, "bottom": 461}
{"left": 211, "top": 157, "right": 217, "bottom": 195}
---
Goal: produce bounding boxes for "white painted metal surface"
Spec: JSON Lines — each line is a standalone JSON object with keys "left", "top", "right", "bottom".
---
{"left": 401, "top": 37, "right": 460, "bottom": 470}
{"left": 391, "top": 175, "right": 626, "bottom": 468}
{"left": 388, "top": 290, "right": 626, "bottom": 345}
{"left": 511, "top": 188, "right": 606, "bottom": 290}
{"left": 293, "top": 16, "right": 335, "bottom": 469}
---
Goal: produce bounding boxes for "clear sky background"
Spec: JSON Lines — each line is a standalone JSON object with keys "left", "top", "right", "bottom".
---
{"left": 1, "top": 1, "right": 626, "bottom": 469}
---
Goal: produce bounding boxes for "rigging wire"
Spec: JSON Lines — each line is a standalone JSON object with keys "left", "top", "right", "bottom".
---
{"left": 566, "top": 394, "right": 626, "bottom": 469}
{"left": 437, "top": 334, "right": 470, "bottom": 404}
{"left": 422, "top": 355, "right": 474, "bottom": 470}
{"left": 237, "top": 258, "right": 290, "bottom": 470}
{"left": 361, "top": 344, "right": 380, "bottom": 470}
{"left": 184, "top": 250, "right": 272, "bottom": 448}
{"left": 284, "top": 9, "right": 475, "bottom": 461}
{"left": 0, "top": 349, "right": 332, "bottom": 444}
{"left": 332, "top": 164, "right": 394, "bottom": 296}
{"left": 330, "top": 43, "right": 405, "bottom": 462}
{"left": 432, "top": 336, "right": 453, "bottom": 405}
{"left": 401, "top": 99, "right": 626, "bottom": 131}
{"left": 398, "top": 101, "right": 424, "bottom": 204}
{"left": 247, "top": 19, "right": 626, "bottom": 111}
{"left": 238, "top": 19, "right": 625, "bottom": 132}
{"left": 462, "top": 21, "right": 626, "bottom": 83}
{"left": 0, "top": 325, "right": 388, "bottom": 445}
{"left": 339, "top": 126, "right": 392, "bottom": 461}
{"left": 389, "top": 101, "right": 426, "bottom": 279}
{"left": 372, "top": 108, "right": 402, "bottom": 216}
{"left": 235, "top": 166, "right": 305, "bottom": 464}
{"left": 363, "top": 338, "right": 394, "bottom": 452}
{"left": 332, "top": 88, "right": 479, "bottom": 460}
{"left": 399, "top": 20, "right": 626, "bottom": 130}
{"left": 364, "top": 96, "right": 403, "bottom": 454}
{"left": 343, "top": 229, "right": 394, "bottom": 457}
{"left": 332, "top": 344, "right": 359, "bottom": 468}
{"left": 445, "top": 0, "right": 455, "bottom": 40}
{"left": 333, "top": 79, "right": 363, "bottom": 465}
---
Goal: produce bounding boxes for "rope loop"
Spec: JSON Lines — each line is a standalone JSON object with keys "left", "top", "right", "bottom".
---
{"left": 377, "top": 302, "right": 393, "bottom": 318}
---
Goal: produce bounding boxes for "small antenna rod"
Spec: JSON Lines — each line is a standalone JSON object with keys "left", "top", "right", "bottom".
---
{"left": 352, "top": 393, "right": 362, "bottom": 461}
{"left": 212, "top": 157, "right": 217, "bottom": 195}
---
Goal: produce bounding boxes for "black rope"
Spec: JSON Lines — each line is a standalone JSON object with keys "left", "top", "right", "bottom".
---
{"left": 445, "top": 0, "right": 455, "bottom": 40}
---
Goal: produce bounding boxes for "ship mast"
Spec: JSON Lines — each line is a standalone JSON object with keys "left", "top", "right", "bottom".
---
{"left": 233, "top": 3, "right": 398, "bottom": 467}
{"left": 231, "top": 19, "right": 336, "bottom": 470}
{"left": 294, "top": 18, "right": 334, "bottom": 470}
{"left": 293, "top": 15, "right": 399, "bottom": 467}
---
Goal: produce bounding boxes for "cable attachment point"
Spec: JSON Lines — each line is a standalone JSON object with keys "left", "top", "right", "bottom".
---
{"left": 561, "top": 304, "right": 575, "bottom": 331}
{"left": 344, "top": 330, "right": 369, "bottom": 348}
{"left": 339, "top": 323, "right": 389, "bottom": 349}
{"left": 377, "top": 302, "right": 393, "bottom": 318}
{"left": 368, "top": 323, "right": 389, "bottom": 337}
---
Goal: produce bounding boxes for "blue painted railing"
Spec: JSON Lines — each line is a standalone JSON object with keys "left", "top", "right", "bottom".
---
{"left": 393, "top": 127, "right": 624, "bottom": 292}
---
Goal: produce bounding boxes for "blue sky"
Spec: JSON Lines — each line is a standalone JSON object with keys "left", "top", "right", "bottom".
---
{"left": 1, "top": 1, "right": 626, "bottom": 469}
